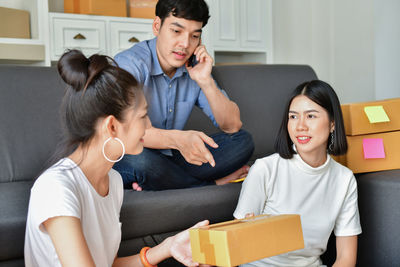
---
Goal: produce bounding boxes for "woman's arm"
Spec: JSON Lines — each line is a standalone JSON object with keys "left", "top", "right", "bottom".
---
{"left": 332, "top": 235, "right": 358, "bottom": 267}
{"left": 43, "top": 216, "right": 95, "bottom": 267}
{"left": 113, "top": 220, "right": 209, "bottom": 267}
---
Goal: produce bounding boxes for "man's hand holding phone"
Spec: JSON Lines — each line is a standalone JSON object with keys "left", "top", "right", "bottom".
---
{"left": 186, "top": 44, "right": 214, "bottom": 87}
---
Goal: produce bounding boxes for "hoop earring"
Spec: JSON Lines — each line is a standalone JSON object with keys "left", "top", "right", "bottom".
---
{"left": 102, "top": 137, "right": 125, "bottom": 163}
{"left": 329, "top": 131, "right": 334, "bottom": 152}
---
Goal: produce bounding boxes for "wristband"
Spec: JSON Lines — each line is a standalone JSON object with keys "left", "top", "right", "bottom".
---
{"left": 140, "top": 246, "right": 157, "bottom": 267}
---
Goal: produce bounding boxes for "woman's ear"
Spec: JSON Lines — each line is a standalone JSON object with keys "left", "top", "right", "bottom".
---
{"left": 152, "top": 16, "right": 162, "bottom": 36}
{"left": 102, "top": 115, "right": 119, "bottom": 138}
{"left": 330, "top": 121, "right": 335, "bottom": 133}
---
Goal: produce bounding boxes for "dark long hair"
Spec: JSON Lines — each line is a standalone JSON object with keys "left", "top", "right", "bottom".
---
{"left": 274, "top": 80, "right": 347, "bottom": 158}
{"left": 46, "top": 49, "right": 142, "bottom": 168}
{"left": 156, "top": 0, "right": 210, "bottom": 27}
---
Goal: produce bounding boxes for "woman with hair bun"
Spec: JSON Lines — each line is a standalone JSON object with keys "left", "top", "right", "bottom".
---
{"left": 24, "top": 50, "right": 208, "bottom": 267}
{"left": 234, "top": 80, "right": 362, "bottom": 266}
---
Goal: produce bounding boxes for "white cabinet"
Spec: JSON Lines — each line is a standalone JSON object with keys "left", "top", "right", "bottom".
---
{"left": 210, "top": 0, "right": 268, "bottom": 51}
{"left": 50, "top": 15, "right": 107, "bottom": 60}
{"left": 211, "top": 0, "right": 240, "bottom": 49}
{"left": 109, "top": 20, "right": 154, "bottom": 56}
{"left": 49, "top": 12, "right": 153, "bottom": 61}
{"left": 204, "top": 0, "right": 273, "bottom": 64}
{"left": 239, "top": 0, "right": 268, "bottom": 49}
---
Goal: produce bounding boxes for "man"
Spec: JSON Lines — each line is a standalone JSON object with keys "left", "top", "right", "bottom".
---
{"left": 113, "top": 0, "right": 254, "bottom": 191}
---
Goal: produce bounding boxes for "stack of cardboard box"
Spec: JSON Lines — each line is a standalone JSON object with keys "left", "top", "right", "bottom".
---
{"left": 64, "top": 0, "right": 157, "bottom": 18}
{"left": 334, "top": 98, "right": 400, "bottom": 173}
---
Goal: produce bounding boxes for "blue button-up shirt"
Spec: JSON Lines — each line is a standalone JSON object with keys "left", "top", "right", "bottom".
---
{"left": 114, "top": 38, "right": 227, "bottom": 155}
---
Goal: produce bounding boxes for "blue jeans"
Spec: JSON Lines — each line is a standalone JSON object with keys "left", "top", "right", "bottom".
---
{"left": 112, "top": 130, "right": 254, "bottom": 191}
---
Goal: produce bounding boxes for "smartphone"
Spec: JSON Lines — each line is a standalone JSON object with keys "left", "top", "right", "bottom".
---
{"left": 188, "top": 54, "right": 197, "bottom": 67}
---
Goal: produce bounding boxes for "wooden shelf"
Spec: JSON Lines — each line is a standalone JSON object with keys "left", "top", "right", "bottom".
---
{"left": 0, "top": 42, "right": 45, "bottom": 61}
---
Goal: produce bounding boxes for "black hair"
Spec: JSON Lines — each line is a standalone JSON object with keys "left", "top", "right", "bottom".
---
{"left": 47, "top": 49, "right": 142, "bottom": 167}
{"left": 156, "top": 0, "right": 210, "bottom": 27}
{"left": 274, "top": 80, "right": 348, "bottom": 158}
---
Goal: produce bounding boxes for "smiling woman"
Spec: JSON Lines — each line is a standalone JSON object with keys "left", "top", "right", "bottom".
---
{"left": 24, "top": 49, "right": 209, "bottom": 267}
{"left": 233, "top": 80, "right": 361, "bottom": 267}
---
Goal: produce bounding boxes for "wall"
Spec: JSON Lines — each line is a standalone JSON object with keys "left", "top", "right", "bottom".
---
{"left": 374, "top": 0, "right": 400, "bottom": 100}
{"left": 272, "top": 0, "right": 379, "bottom": 104}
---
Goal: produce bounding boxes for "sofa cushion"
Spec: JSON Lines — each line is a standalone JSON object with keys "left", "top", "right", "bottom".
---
{"left": 120, "top": 183, "right": 241, "bottom": 240}
{"left": 356, "top": 170, "right": 400, "bottom": 266}
{"left": 0, "top": 181, "right": 33, "bottom": 261}
{"left": 185, "top": 65, "right": 318, "bottom": 161}
{"left": 0, "top": 66, "right": 65, "bottom": 183}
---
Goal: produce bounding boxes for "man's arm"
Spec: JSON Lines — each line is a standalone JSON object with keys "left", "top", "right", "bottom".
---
{"left": 187, "top": 45, "right": 242, "bottom": 133}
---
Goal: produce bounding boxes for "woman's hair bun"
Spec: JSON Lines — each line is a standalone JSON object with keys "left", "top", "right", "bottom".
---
{"left": 57, "top": 49, "right": 90, "bottom": 91}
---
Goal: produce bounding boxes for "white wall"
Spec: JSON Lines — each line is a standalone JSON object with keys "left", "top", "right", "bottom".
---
{"left": 374, "top": 0, "right": 400, "bottom": 100}
{"left": 331, "top": 0, "right": 375, "bottom": 104}
{"left": 271, "top": 0, "right": 400, "bottom": 104}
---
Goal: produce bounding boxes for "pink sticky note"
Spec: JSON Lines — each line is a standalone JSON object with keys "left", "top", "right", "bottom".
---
{"left": 362, "top": 138, "right": 385, "bottom": 159}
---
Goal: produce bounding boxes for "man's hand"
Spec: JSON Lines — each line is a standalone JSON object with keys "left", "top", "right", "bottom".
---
{"left": 175, "top": 130, "right": 218, "bottom": 167}
{"left": 186, "top": 45, "right": 213, "bottom": 86}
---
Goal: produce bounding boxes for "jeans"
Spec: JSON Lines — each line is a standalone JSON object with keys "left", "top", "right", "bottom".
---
{"left": 112, "top": 129, "right": 254, "bottom": 191}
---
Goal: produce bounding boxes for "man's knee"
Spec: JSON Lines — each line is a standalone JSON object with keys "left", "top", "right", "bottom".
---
{"left": 233, "top": 129, "right": 255, "bottom": 152}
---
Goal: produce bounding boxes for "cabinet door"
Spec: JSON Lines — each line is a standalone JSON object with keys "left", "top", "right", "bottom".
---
{"left": 240, "top": 0, "right": 267, "bottom": 49}
{"left": 109, "top": 21, "right": 153, "bottom": 57}
{"left": 212, "top": 0, "right": 240, "bottom": 49}
{"left": 51, "top": 17, "right": 107, "bottom": 60}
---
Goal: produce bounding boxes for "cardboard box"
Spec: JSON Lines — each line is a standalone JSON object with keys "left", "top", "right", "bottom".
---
{"left": 333, "top": 131, "right": 400, "bottom": 173}
{"left": 129, "top": 0, "right": 157, "bottom": 19}
{"left": 64, "top": 0, "right": 127, "bottom": 17}
{"left": 0, "top": 7, "right": 30, "bottom": 39}
{"left": 341, "top": 98, "right": 400, "bottom": 136}
{"left": 190, "top": 214, "right": 304, "bottom": 267}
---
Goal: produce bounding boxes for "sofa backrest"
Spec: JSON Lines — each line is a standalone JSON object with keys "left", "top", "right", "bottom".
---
{"left": 0, "top": 66, "right": 65, "bottom": 183}
{"left": 0, "top": 64, "right": 317, "bottom": 182}
{"left": 185, "top": 64, "right": 318, "bottom": 160}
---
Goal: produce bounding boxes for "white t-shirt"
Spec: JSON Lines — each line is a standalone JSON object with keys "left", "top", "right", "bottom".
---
{"left": 25, "top": 158, "right": 124, "bottom": 267}
{"left": 234, "top": 153, "right": 362, "bottom": 267}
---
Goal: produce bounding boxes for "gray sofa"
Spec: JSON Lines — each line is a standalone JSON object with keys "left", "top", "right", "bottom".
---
{"left": 0, "top": 64, "right": 399, "bottom": 267}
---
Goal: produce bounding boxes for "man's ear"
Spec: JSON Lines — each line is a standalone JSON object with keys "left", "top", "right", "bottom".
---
{"left": 153, "top": 16, "right": 162, "bottom": 36}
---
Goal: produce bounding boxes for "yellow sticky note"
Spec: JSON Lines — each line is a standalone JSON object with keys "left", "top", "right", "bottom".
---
{"left": 364, "top": 106, "right": 390, "bottom": 123}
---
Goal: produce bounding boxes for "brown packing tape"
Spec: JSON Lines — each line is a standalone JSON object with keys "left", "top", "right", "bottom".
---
{"left": 199, "top": 230, "right": 217, "bottom": 264}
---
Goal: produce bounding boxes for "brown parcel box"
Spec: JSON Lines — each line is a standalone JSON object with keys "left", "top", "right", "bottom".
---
{"left": 190, "top": 214, "right": 304, "bottom": 267}
{"left": 129, "top": 0, "right": 157, "bottom": 19}
{"left": 333, "top": 131, "right": 400, "bottom": 173}
{"left": 341, "top": 98, "right": 400, "bottom": 136}
{"left": 0, "top": 7, "right": 30, "bottom": 39}
{"left": 64, "top": 0, "right": 127, "bottom": 17}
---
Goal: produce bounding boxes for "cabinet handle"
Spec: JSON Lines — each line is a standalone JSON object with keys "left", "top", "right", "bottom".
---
{"left": 73, "top": 33, "right": 86, "bottom": 40}
{"left": 128, "top": 37, "right": 139, "bottom": 43}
